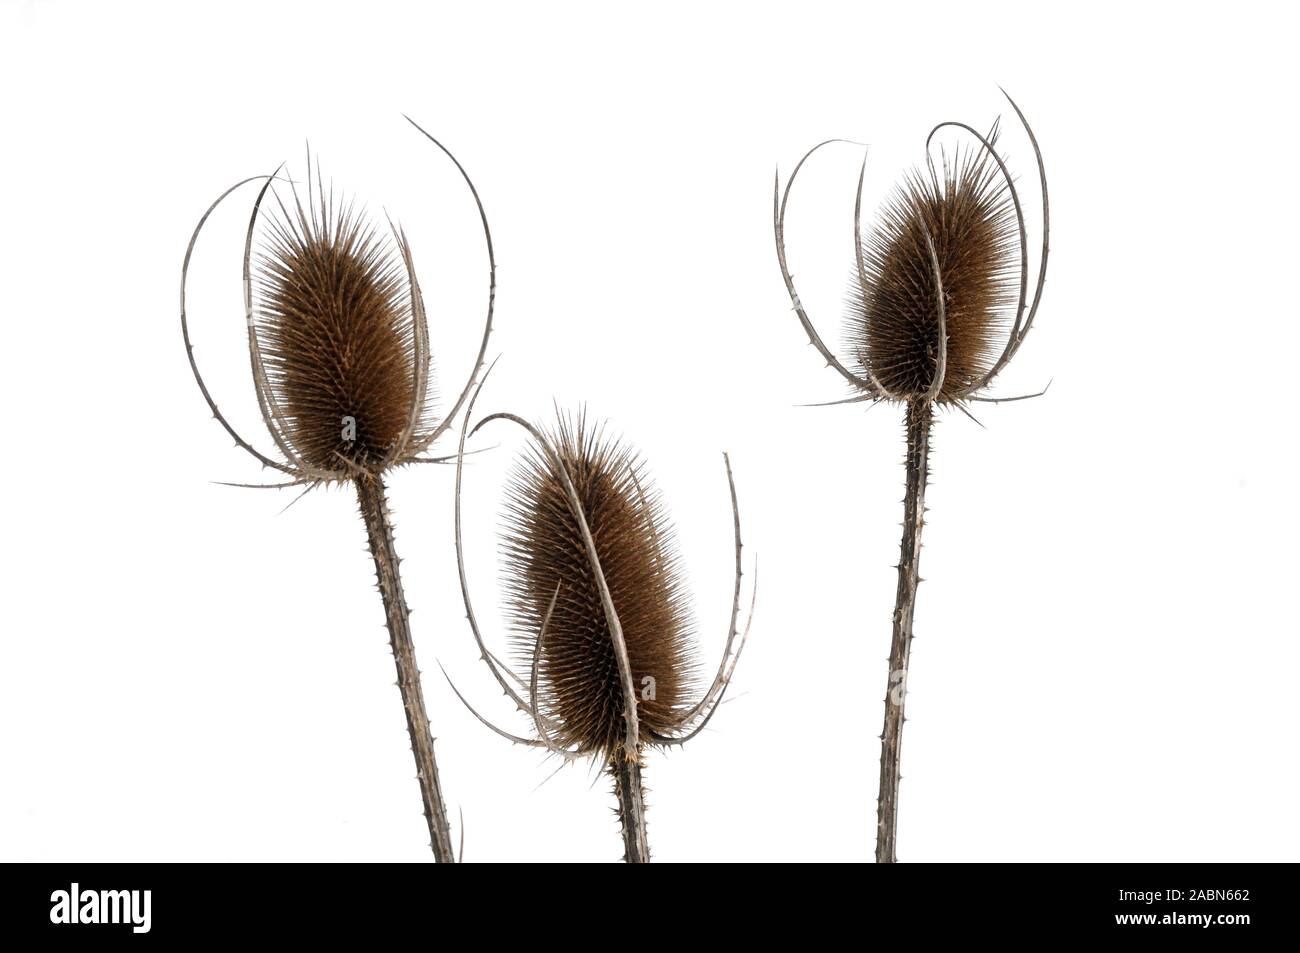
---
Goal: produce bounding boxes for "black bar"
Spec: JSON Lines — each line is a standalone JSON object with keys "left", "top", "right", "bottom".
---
{"left": 3, "top": 862, "right": 1289, "bottom": 942}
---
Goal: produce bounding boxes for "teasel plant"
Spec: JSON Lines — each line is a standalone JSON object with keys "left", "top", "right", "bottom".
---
{"left": 444, "top": 381, "right": 756, "bottom": 862}
{"left": 773, "top": 90, "right": 1049, "bottom": 862}
{"left": 178, "top": 118, "right": 495, "bottom": 862}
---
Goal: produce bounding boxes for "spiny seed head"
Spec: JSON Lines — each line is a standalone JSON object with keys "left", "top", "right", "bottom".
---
{"left": 253, "top": 174, "right": 435, "bottom": 477}
{"left": 846, "top": 131, "right": 1018, "bottom": 402}
{"left": 501, "top": 411, "right": 698, "bottom": 760}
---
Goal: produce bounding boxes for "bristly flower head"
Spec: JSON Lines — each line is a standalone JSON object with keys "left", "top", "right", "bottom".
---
{"left": 181, "top": 119, "right": 494, "bottom": 489}
{"left": 845, "top": 127, "right": 1018, "bottom": 401}
{"left": 776, "top": 91, "right": 1049, "bottom": 409}
{"left": 253, "top": 184, "right": 436, "bottom": 475}
{"left": 451, "top": 397, "right": 754, "bottom": 766}
{"left": 501, "top": 411, "right": 699, "bottom": 759}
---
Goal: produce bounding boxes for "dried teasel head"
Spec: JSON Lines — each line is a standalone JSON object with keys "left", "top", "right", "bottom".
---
{"left": 451, "top": 396, "right": 754, "bottom": 763}
{"left": 500, "top": 410, "right": 699, "bottom": 759}
{"left": 252, "top": 184, "right": 435, "bottom": 475}
{"left": 180, "top": 118, "right": 494, "bottom": 489}
{"left": 845, "top": 124, "right": 1018, "bottom": 401}
{"left": 179, "top": 120, "right": 495, "bottom": 861}
{"left": 775, "top": 90, "right": 1050, "bottom": 410}
{"left": 774, "top": 92, "right": 1051, "bottom": 863}
{"left": 448, "top": 393, "right": 755, "bottom": 861}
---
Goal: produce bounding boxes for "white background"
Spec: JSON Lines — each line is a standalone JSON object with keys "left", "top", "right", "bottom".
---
{"left": 1, "top": 0, "right": 1297, "bottom": 863}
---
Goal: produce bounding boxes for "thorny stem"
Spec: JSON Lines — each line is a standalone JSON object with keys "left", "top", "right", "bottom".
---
{"left": 612, "top": 747, "right": 650, "bottom": 863}
{"left": 876, "top": 399, "right": 932, "bottom": 863}
{"left": 356, "top": 475, "right": 456, "bottom": 862}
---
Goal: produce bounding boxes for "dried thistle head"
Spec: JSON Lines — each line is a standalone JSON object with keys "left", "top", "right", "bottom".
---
{"left": 501, "top": 411, "right": 698, "bottom": 759}
{"left": 776, "top": 91, "right": 1049, "bottom": 409}
{"left": 180, "top": 119, "right": 494, "bottom": 489}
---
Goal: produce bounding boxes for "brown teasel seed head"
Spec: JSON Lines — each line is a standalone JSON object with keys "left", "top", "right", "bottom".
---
{"left": 500, "top": 411, "right": 699, "bottom": 760}
{"left": 846, "top": 133, "right": 1019, "bottom": 402}
{"left": 253, "top": 180, "right": 435, "bottom": 477}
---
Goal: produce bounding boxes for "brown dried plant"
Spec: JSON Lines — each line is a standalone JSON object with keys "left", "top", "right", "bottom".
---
{"left": 179, "top": 119, "right": 494, "bottom": 862}
{"left": 774, "top": 90, "right": 1050, "bottom": 862}
{"left": 446, "top": 390, "right": 755, "bottom": 862}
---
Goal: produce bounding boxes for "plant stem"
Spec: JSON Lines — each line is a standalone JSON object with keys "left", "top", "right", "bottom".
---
{"left": 876, "top": 398, "right": 933, "bottom": 863}
{"left": 356, "top": 474, "right": 456, "bottom": 862}
{"left": 612, "top": 747, "right": 650, "bottom": 863}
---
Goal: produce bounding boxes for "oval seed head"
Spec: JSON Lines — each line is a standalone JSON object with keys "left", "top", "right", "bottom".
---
{"left": 253, "top": 179, "right": 435, "bottom": 478}
{"left": 501, "top": 411, "right": 699, "bottom": 760}
{"left": 846, "top": 135, "right": 1018, "bottom": 401}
